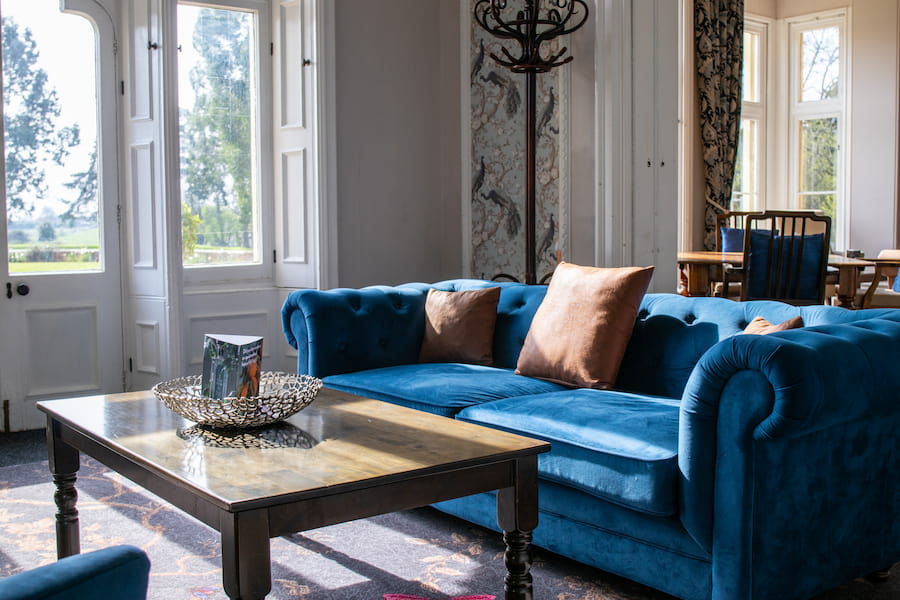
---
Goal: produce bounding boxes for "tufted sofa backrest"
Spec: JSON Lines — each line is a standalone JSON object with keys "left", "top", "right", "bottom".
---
{"left": 617, "top": 294, "right": 900, "bottom": 398}
{"left": 406, "top": 280, "right": 548, "bottom": 369}
{"left": 283, "top": 279, "right": 899, "bottom": 394}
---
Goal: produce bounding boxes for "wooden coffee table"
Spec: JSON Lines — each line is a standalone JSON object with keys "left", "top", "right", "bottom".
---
{"left": 38, "top": 388, "right": 550, "bottom": 599}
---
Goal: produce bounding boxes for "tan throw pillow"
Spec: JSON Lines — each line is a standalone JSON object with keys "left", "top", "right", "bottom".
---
{"left": 742, "top": 315, "right": 804, "bottom": 335}
{"left": 515, "top": 262, "right": 655, "bottom": 389}
{"left": 419, "top": 287, "right": 501, "bottom": 365}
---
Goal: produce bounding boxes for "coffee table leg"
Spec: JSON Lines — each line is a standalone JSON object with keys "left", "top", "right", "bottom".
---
{"left": 47, "top": 419, "right": 80, "bottom": 558}
{"left": 497, "top": 455, "right": 539, "bottom": 600}
{"left": 221, "top": 509, "right": 271, "bottom": 600}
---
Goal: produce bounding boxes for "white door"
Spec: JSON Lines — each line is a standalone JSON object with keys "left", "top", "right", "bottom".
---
{"left": 0, "top": 0, "right": 123, "bottom": 431}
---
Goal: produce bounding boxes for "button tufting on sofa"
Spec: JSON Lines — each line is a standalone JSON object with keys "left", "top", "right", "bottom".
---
{"left": 281, "top": 280, "right": 900, "bottom": 600}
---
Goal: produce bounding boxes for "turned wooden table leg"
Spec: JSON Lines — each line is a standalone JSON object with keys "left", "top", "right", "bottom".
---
{"left": 680, "top": 263, "right": 712, "bottom": 297}
{"left": 497, "top": 455, "right": 539, "bottom": 600}
{"left": 47, "top": 419, "right": 80, "bottom": 558}
{"left": 836, "top": 264, "right": 861, "bottom": 308}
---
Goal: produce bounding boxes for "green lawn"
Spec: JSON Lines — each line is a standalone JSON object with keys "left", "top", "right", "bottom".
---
{"left": 9, "top": 262, "right": 101, "bottom": 273}
{"left": 8, "top": 226, "right": 99, "bottom": 247}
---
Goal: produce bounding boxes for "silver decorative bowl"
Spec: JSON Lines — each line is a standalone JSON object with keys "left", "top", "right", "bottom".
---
{"left": 152, "top": 372, "right": 323, "bottom": 428}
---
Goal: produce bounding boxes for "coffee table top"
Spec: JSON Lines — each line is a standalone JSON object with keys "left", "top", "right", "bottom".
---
{"left": 38, "top": 388, "right": 549, "bottom": 511}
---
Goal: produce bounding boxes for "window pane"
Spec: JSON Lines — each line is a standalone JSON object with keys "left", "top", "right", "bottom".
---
{"left": 732, "top": 118, "right": 759, "bottom": 210}
{"left": 3, "top": 1, "right": 100, "bottom": 274}
{"left": 798, "top": 117, "right": 838, "bottom": 195}
{"left": 800, "top": 26, "right": 840, "bottom": 102}
{"left": 179, "top": 4, "right": 259, "bottom": 267}
{"left": 742, "top": 30, "right": 760, "bottom": 103}
{"left": 798, "top": 117, "right": 838, "bottom": 243}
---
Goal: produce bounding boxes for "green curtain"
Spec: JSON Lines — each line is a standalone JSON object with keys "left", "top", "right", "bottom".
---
{"left": 695, "top": 0, "right": 743, "bottom": 250}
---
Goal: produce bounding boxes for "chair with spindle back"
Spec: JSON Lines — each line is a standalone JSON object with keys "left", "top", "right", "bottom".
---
{"left": 714, "top": 211, "right": 762, "bottom": 253}
{"left": 713, "top": 211, "right": 762, "bottom": 298}
{"left": 740, "top": 211, "right": 832, "bottom": 305}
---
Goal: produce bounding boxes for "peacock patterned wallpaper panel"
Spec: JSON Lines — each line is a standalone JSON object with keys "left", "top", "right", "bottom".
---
{"left": 469, "top": 0, "right": 569, "bottom": 282}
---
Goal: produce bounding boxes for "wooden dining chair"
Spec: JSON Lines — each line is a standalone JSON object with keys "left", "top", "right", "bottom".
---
{"left": 740, "top": 211, "right": 832, "bottom": 305}
{"left": 715, "top": 211, "right": 762, "bottom": 252}
{"left": 714, "top": 211, "right": 762, "bottom": 298}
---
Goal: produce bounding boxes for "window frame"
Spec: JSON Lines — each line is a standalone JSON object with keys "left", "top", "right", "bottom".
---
{"left": 733, "top": 16, "right": 768, "bottom": 212}
{"left": 177, "top": 0, "right": 274, "bottom": 285}
{"left": 786, "top": 10, "right": 849, "bottom": 251}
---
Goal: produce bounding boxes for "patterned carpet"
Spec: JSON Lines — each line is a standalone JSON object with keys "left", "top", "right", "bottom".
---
{"left": 0, "top": 457, "right": 896, "bottom": 600}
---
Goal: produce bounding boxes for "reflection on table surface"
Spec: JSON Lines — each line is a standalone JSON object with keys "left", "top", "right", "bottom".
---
{"left": 38, "top": 388, "right": 548, "bottom": 507}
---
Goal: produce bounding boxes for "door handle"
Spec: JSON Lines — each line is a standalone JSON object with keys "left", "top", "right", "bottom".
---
{"left": 16, "top": 283, "right": 29, "bottom": 296}
{"left": 5, "top": 283, "right": 10, "bottom": 299}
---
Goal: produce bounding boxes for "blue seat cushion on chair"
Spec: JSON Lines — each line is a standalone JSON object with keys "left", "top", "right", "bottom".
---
{"left": 746, "top": 231, "right": 825, "bottom": 300}
{"left": 0, "top": 545, "right": 150, "bottom": 600}
{"left": 720, "top": 226, "right": 745, "bottom": 252}
{"left": 323, "top": 364, "right": 567, "bottom": 417}
{"left": 456, "top": 389, "right": 681, "bottom": 516}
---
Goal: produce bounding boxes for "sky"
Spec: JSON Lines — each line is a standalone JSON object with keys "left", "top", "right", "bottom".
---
{"left": 2, "top": 0, "right": 96, "bottom": 221}
{"left": 3, "top": 0, "right": 97, "bottom": 149}
{"left": 1, "top": 0, "right": 207, "bottom": 224}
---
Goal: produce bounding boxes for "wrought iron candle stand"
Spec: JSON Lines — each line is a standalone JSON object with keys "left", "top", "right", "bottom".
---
{"left": 474, "top": 0, "right": 588, "bottom": 285}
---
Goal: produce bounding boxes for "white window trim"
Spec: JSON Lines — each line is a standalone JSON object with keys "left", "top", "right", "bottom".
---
{"left": 175, "top": 0, "right": 275, "bottom": 286}
{"left": 785, "top": 9, "right": 850, "bottom": 251}
{"left": 736, "top": 15, "right": 769, "bottom": 212}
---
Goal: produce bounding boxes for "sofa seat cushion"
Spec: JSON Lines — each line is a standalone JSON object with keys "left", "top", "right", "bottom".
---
{"left": 456, "top": 389, "right": 680, "bottom": 516}
{"left": 323, "top": 364, "right": 567, "bottom": 418}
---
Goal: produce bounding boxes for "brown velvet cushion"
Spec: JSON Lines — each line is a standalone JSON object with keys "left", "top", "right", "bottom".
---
{"left": 418, "top": 287, "right": 501, "bottom": 365}
{"left": 515, "top": 262, "right": 655, "bottom": 389}
{"left": 742, "top": 315, "right": 804, "bottom": 335}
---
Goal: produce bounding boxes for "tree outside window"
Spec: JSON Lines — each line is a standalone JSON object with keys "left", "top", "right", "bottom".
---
{"left": 178, "top": 4, "right": 259, "bottom": 267}
{"left": 793, "top": 20, "right": 843, "bottom": 249}
{"left": 2, "top": 3, "right": 99, "bottom": 273}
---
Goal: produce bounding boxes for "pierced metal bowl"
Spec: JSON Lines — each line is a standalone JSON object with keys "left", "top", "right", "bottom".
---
{"left": 152, "top": 372, "right": 323, "bottom": 428}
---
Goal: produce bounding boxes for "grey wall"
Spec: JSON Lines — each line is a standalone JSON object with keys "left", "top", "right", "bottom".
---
{"left": 334, "top": 0, "right": 462, "bottom": 288}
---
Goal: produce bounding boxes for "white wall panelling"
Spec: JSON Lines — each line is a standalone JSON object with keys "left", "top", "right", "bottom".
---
{"left": 274, "top": 0, "right": 321, "bottom": 289}
{"left": 281, "top": 149, "right": 309, "bottom": 263}
{"left": 130, "top": 142, "right": 157, "bottom": 270}
{"left": 629, "top": 0, "right": 678, "bottom": 292}
{"left": 121, "top": 0, "right": 180, "bottom": 387}
{"left": 182, "top": 288, "right": 292, "bottom": 375}
{"left": 277, "top": 289, "right": 300, "bottom": 363}
{"left": 591, "top": 0, "right": 679, "bottom": 291}
{"left": 595, "top": 0, "right": 633, "bottom": 268}
{"left": 135, "top": 321, "right": 161, "bottom": 376}
{"left": 279, "top": 1, "right": 305, "bottom": 128}
{"left": 128, "top": 0, "right": 156, "bottom": 121}
{"left": 25, "top": 306, "right": 100, "bottom": 397}
{"left": 127, "top": 298, "right": 170, "bottom": 390}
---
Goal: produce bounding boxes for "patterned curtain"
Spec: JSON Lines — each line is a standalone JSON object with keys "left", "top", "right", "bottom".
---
{"left": 695, "top": 0, "right": 743, "bottom": 250}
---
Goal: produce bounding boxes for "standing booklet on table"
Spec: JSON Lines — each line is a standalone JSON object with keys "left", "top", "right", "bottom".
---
{"left": 201, "top": 334, "right": 263, "bottom": 400}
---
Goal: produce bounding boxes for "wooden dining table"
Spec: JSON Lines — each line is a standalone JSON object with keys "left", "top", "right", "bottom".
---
{"left": 677, "top": 250, "right": 874, "bottom": 309}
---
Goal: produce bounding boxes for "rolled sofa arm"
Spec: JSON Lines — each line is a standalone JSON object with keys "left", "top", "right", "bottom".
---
{"left": 0, "top": 545, "right": 150, "bottom": 600}
{"left": 281, "top": 286, "right": 429, "bottom": 377}
{"left": 678, "top": 318, "right": 900, "bottom": 554}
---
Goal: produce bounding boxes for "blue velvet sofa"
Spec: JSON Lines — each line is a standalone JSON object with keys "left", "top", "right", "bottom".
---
{"left": 0, "top": 545, "right": 150, "bottom": 600}
{"left": 281, "top": 280, "right": 900, "bottom": 600}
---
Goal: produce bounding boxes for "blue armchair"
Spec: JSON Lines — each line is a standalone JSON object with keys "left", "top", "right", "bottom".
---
{"left": 0, "top": 546, "right": 149, "bottom": 600}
